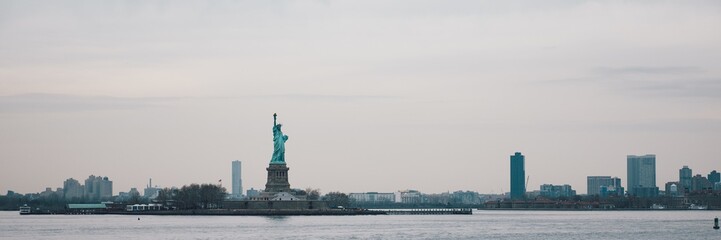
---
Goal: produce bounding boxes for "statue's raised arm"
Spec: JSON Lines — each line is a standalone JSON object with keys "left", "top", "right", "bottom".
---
{"left": 270, "top": 113, "right": 288, "bottom": 164}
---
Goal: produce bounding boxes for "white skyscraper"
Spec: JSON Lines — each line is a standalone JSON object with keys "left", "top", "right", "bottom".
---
{"left": 232, "top": 160, "right": 243, "bottom": 198}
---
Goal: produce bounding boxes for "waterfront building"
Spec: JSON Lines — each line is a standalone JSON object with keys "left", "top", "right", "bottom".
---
{"left": 679, "top": 166, "right": 692, "bottom": 193}
{"left": 232, "top": 160, "right": 243, "bottom": 199}
{"left": 627, "top": 154, "right": 657, "bottom": 197}
{"left": 539, "top": 184, "right": 576, "bottom": 198}
{"left": 510, "top": 152, "right": 525, "bottom": 200}
{"left": 450, "top": 191, "right": 482, "bottom": 205}
{"left": 587, "top": 176, "right": 623, "bottom": 196}
{"left": 63, "top": 178, "right": 84, "bottom": 200}
{"left": 708, "top": 170, "right": 720, "bottom": 184}
{"left": 398, "top": 190, "right": 423, "bottom": 204}
{"left": 425, "top": 192, "right": 451, "bottom": 205}
{"left": 349, "top": 192, "right": 396, "bottom": 204}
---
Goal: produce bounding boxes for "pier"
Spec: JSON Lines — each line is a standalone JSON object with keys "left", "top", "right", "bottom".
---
{"left": 382, "top": 208, "right": 472, "bottom": 215}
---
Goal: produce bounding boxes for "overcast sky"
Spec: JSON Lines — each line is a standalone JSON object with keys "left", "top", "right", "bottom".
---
{"left": 1, "top": 1, "right": 720, "bottom": 195}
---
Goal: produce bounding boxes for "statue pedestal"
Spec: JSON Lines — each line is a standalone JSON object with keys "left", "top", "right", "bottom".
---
{"left": 265, "top": 163, "right": 291, "bottom": 193}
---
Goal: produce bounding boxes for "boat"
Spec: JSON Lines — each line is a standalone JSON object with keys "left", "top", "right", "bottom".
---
{"left": 19, "top": 204, "right": 31, "bottom": 215}
{"left": 688, "top": 204, "right": 707, "bottom": 210}
{"left": 650, "top": 204, "right": 665, "bottom": 210}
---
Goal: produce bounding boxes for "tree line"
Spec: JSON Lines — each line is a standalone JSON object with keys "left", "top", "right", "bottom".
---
{"left": 155, "top": 184, "right": 227, "bottom": 209}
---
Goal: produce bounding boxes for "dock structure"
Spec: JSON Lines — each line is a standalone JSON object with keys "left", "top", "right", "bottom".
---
{"left": 383, "top": 208, "right": 473, "bottom": 215}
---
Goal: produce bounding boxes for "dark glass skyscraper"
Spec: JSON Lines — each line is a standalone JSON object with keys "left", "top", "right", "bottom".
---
{"left": 627, "top": 154, "right": 657, "bottom": 197}
{"left": 708, "top": 170, "right": 720, "bottom": 184}
{"left": 510, "top": 152, "right": 525, "bottom": 200}
{"left": 679, "top": 165, "right": 692, "bottom": 193}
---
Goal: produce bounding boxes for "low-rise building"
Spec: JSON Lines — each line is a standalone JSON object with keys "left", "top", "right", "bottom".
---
{"left": 246, "top": 188, "right": 261, "bottom": 198}
{"left": 398, "top": 190, "right": 422, "bottom": 204}
{"left": 349, "top": 192, "right": 396, "bottom": 204}
{"left": 539, "top": 184, "right": 576, "bottom": 198}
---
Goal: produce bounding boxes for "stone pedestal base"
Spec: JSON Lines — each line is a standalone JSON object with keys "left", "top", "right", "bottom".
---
{"left": 265, "top": 163, "right": 290, "bottom": 193}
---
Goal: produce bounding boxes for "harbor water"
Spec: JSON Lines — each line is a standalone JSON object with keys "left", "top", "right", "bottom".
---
{"left": 1, "top": 210, "right": 719, "bottom": 239}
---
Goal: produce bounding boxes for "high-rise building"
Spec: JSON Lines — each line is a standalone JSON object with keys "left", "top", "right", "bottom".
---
{"left": 63, "top": 178, "right": 84, "bottom": 200}
{"left": 587, "top": 176, "right": 623, "bottom": 196}
{"left": 510, "top": 152, "right": 525, "bottom": 200}
{"left": 232, "top": 160, "right": 243, "bottom": 198}
{"left": 679, "top": 166, "right": 692, "bottom": 193}
{"left": 587, "top": 176, "right": 607, "bottom": 195}
{"left": 627, "top": 154, "right": 657, "bottom": 197}
{"left": 691, "top": 174, "right": 712, "bottom": 192}
{"left": 84, "top": 175, "right": 113, "bottom": 200}
{"left": 708, "top": 170, "right": 720, "bottom": 184}
{"left": 98, "top": 176, "right": 112, "bottom": 199}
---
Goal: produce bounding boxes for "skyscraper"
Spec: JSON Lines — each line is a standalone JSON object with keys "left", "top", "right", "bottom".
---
{"left": 627, "top": 154, "right": 657, "bottom": 197}
{"left": 691, "top": 174, "right": 712, "bottom": 192}
{"left": 83, "top": 175, "right": 113, "bottom": 200}
{"left": 587, "top": 176, "right": 623, "bottom": 196}
{"left": 679, "top": 165, "right": 692, "bottom": 193}
{"left": 587, "top": 176, "right": 611, "bottom": 196}
{"left": 510, "top": 152, "right": 525, "bottom": 200}
{"left": 232, "top": 160, "right": 243, "bottom": 198}
{"left": 708, "top": 170, "right": 720, "bottom": 184}
{"left": 63, "top": 178, "right": 84, "bottom": 200}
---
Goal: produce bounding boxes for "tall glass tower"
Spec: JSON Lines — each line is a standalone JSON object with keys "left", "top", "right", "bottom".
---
{"left": 510, "top": 152, "right": 525, "bottom": 200}
{"left": 679, "top": 165, "right": 692, "bottom": 193}
{"left": 232, "top": 160, "right": 243, "bottom": 198}
{"left": 627, "top": 154, "right": 656, "bottom": 196}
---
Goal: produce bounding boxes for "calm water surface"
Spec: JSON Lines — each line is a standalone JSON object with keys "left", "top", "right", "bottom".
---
{"left": 1, "top": 210, "right": 719, "bottom": 239}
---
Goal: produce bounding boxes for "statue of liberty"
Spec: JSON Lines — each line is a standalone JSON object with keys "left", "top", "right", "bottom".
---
{"left": 270, "top": 113, "right": 289, "bottom": 164}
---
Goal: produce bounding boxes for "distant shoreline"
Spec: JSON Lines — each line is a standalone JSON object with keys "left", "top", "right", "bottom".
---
{"left": 11, "top": 208, "right": 721, "bottom": 215}
{"left": 17, "top": 209, "right": 387, "bottom": 216}
{"left": 476, "top": 208, "right": 719, "bottom": 211}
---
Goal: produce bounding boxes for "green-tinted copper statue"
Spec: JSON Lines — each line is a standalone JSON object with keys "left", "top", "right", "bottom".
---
{"left": 270, "top": 113, "right": 289, "bottom": 164}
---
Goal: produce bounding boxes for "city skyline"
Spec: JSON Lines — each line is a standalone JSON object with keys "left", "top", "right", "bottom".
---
{"left": 1, "top": 1, "right": 721, "bottom": 195}
{"left": 7, "top": 152, "right": 720, "bottom": 198}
